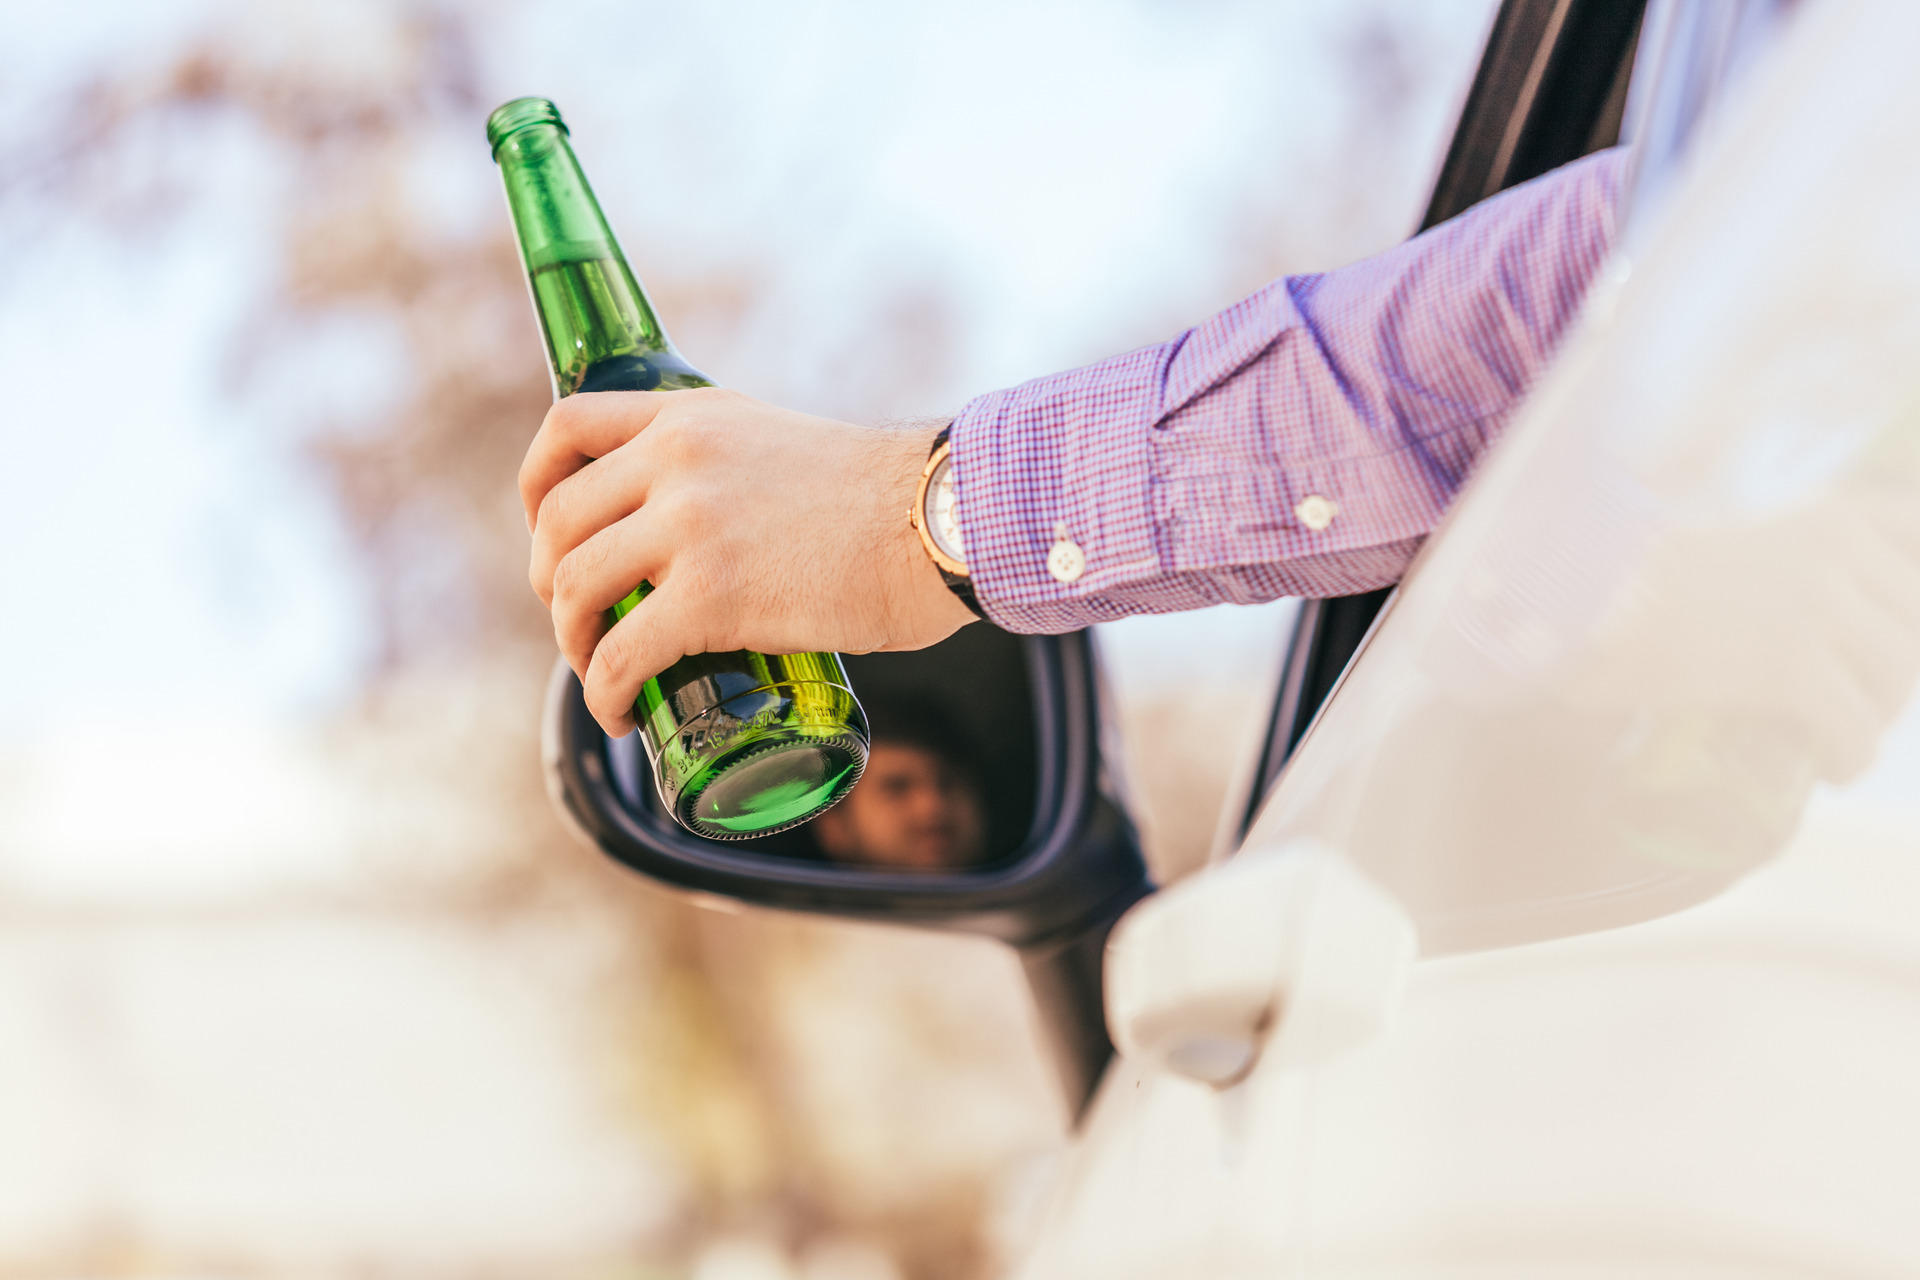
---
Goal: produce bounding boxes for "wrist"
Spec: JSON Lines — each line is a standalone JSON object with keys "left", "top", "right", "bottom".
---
{"left": 894, "top": 421, "right": 980, "bottom": 631}
{"left": 866, "top": 424, "right": 974, "bottom": 644}
{"left": 910, "top": 423, "right": 989, "bottom": 620}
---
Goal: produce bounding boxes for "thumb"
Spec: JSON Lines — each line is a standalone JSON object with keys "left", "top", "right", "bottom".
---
{"left": 581, "top": 585, "right": 701, "bottom": 737}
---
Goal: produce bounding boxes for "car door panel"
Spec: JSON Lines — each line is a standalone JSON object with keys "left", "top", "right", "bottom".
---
{"left": 1017, "top": 2, "right": 1920, "bottom": 1274}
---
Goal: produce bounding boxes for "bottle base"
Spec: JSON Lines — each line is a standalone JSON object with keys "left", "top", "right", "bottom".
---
{"left": 675, "top": 730, "right": 867, "bottom": 840}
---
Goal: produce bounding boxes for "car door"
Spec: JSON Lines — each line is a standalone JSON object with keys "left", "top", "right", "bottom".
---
{"left": 1229, "top": 0, "right": 1649, "bottom": 839}
{"left": 1014, "top": 0, "right": 1920, "bottom": 1275}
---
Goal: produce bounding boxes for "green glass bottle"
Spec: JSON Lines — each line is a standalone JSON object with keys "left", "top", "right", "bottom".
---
{"left": 488, "top": 97, "right": 867, "bottom": 840}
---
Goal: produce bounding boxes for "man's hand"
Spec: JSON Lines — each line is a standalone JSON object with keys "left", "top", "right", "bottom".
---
{"left": 519, "top": 388, "right": 978, "bottom": 737}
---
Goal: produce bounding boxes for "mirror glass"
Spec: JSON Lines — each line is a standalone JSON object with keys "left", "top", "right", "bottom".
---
{"left": 604, "top": 624, "right": 1040, "bottom": 873}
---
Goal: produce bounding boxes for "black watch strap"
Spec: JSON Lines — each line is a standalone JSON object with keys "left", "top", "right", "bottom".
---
{"left": 944, "top": 569, "right": 985, "bottom": 619}
{"left": 926, "top": 427, "right": 985, "bottom": 620}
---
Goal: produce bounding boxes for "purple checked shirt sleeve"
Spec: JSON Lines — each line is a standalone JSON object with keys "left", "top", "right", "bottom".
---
{"left": 949, "top": 148, "right": 1626, "bottom": 634}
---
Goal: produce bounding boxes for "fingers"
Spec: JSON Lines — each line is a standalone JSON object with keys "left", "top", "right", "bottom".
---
{"left": 528, "top": 443, "right": 654, "bottom": 607}
{"left": 581, "top": 585, "right": 704, "bottom": 737}
{"left": 519, "top": 391, "right": 673, "bottom": 533}
{"left": 550, "top": 509, "right": 672, "bottom": 678}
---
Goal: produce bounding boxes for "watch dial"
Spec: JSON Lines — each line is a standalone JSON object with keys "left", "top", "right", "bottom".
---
{"left": 928, "top": 457, "right": 966, "bottom": 565}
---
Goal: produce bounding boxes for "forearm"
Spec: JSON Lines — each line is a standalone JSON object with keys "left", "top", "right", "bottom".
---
{"left": 952, "top": 147, "right": 1627, "bottom": 633}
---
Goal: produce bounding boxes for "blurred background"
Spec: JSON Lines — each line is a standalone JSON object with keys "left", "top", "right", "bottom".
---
{"left": 0, "top": 1, "right": 1493, "bottom": 1276}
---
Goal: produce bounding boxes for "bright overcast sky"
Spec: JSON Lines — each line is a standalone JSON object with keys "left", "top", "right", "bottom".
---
{"left": 0, "top": 0, "right": 1495, "bottom": 742}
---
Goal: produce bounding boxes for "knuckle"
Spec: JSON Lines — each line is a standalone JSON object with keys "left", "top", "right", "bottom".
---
{"left": 536, "top": 478, "right": 573, "bottom": 533}
{"left": 550, "top": 544, "right": 591, "bottom": 603}
{"left": 678, "top": 386, "right": 733, "bottom": 414}
{"left": 531, "top": 406, "right": 576, "bottom": 464}
{"left": 657, "top": 490, "right": 709, "bottom": 539}
{"left": 650, "top": 417, "right": 701, "bottom": 465}
{"left": 557, "top": 613, "right": 603, "bottom": 672}
{"left": 584, "top": 685, "right": 622, "bottom": 729}
{"left": 545, "top": 396, "right": 588, "bottom": 434}
{"left": 588, "top": 642, "right": 635, "bottom": 712}
{"left": 651, "top": 403, "right": 731, "bottom": 463}
{"left": 597, "top": 640, "right": 630, "bottom": 689}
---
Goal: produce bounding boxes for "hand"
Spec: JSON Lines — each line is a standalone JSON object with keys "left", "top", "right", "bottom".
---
{"left": 520, "top": 388, "right": 978, "bottom": 736}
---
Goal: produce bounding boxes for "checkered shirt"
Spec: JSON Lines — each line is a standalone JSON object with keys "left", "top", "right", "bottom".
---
{"left": 950, "top": 147, "right": 1626, "bottom": 633}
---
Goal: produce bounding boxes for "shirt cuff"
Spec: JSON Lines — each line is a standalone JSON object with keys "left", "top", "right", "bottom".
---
{"left": 948, "top": 344, "right": 1171, "bottom": 633}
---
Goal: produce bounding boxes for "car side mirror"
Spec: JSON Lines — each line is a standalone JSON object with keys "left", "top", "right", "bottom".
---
{"left": 542, "top": 623, "right": 1151, "bottom": 1118}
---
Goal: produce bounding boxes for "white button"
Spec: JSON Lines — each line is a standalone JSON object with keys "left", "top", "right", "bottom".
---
{"left": 1047, "top": 522, "right": 1087, "bottom": 583}
{"left": 1295, "top": 493, "right": 1338, "bottom": 531}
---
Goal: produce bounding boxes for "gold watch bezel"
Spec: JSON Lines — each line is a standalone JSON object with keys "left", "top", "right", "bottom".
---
{"left": 908, "top": 437, "right": 969, "bottom": 578}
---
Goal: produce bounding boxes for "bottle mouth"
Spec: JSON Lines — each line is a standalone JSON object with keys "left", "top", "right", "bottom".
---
{"left": 487, "top": 97, "right": 567, "bottom": 158}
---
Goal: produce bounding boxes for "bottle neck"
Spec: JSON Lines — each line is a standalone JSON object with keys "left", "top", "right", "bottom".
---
{"left": 495, "top": 121, "right": 700, "bottom": 396}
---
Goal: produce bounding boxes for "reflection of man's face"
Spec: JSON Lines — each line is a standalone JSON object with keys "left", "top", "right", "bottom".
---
{"left": 814, "top": 741, "right": 986, "bottom": 871}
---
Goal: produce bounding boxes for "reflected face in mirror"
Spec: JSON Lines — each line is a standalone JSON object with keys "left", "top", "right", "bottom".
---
{"left": 813, "top": 740, "right": 986, "bottom": 872}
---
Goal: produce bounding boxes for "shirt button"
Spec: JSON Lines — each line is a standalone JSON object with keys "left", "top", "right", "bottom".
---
{"left": 1047, "top": 522, "right": 1087, "bottom": 583}
{"left": 1295, "top": 494, "right": 1338, "bottom": 531}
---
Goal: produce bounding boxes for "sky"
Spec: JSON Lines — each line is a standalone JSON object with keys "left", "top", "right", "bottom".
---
{"left": 0, "top": 0, "right": 1498, "bottom": 751}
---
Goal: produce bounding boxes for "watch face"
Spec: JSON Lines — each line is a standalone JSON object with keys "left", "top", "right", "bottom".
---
{"left": 927, "top": 455, "right": 967, "bottom": 566}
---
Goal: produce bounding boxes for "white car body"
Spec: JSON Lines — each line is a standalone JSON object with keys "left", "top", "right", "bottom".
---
{"left": 1017, "top": 0, "right": 1920, "bottom": 1274}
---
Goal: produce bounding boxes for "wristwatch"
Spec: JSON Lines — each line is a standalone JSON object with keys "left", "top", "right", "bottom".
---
{"left": 909, "top": 426, "right": 984, "bottom": 618}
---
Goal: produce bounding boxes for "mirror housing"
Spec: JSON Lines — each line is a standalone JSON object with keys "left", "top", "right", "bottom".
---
{"left": 542, "top": 627, "right": 1151, "bottom": 1115}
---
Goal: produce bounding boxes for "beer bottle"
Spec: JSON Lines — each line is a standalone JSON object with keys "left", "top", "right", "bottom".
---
{"left": 488, "top": 97, "right": 867, "bottom": 840}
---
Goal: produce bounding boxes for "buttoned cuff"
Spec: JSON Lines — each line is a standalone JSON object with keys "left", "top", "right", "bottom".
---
{"left": 949, "top": 345, "right": 1172, "bottom": 633}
